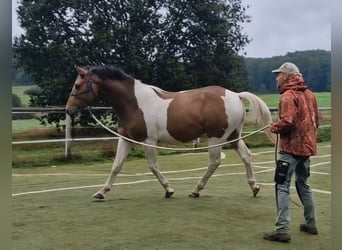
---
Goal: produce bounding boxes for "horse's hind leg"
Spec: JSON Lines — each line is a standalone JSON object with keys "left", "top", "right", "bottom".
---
{"left": 143, "top": 145, "right": 175, "bottom": 198}
{"left": 189, "top": 144, "right": 222, "bottom": 198}
{"left": 231, "top": 139, "right": 260, "bottom": 197}
{"left": 93, "top": 138, "right": 132, "bottom": 199}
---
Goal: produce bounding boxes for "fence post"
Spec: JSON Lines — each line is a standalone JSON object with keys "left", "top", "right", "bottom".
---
{"left": 65, "top": 113, "right": 72, "bottom": 158}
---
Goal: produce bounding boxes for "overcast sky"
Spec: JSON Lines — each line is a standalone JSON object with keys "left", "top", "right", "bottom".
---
{"left": 12, "top": 0, "right": 331, "bottom": 58}
{"left": 241, "top": 0, "right": 330, "bottom": 57}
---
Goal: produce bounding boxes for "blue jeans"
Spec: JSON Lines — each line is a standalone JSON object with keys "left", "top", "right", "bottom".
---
{"left": 275, "top": 152, "right": 317, "bottom": 233}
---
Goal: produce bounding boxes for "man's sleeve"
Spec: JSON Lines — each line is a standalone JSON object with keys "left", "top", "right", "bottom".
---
{"left": 270, "top": 93, "right": 297, "bottom": 134}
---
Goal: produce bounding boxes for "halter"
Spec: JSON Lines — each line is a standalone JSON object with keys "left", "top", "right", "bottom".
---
{"left": 70, "top": 70, "right": 98, "bottom": 100}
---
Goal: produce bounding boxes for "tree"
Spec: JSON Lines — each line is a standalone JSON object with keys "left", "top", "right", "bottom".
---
{"left": 14, "top": 0, "right": 251, "bottom": 126}
{"left": 154, "top": 0, "right": 250, "bottom": 91}
{"left": 244, "top": 50, "right": 331, "bottom": 93}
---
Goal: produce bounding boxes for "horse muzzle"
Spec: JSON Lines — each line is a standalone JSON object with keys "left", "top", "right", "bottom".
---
{"left": 65, "top": 108, "right": 79, "bottom": 118}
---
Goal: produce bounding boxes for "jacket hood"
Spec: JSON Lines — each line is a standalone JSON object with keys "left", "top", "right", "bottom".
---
{"left": 278, "top": 73, "right": 308, "bottom": 94}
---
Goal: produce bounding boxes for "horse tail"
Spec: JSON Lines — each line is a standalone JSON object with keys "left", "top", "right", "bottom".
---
{"left": 238, "top": 92, "right": 276, "bottom": 144}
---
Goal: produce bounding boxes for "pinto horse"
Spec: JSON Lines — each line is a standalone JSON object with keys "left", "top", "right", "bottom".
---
{"left": 66, "top": 65, "right": 276, "bottom": 199}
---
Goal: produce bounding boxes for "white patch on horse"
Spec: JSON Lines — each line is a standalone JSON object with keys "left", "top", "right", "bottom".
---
{"left": 134, "top": 80, "right": 177, "bottom": 143}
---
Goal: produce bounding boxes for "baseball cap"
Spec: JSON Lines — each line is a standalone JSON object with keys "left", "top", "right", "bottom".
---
{"left": 272, "top": 62, "right": 300, "bottom": 74}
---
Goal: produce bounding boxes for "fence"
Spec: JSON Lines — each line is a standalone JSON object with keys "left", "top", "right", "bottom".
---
{"left": 12, "top": 106, "right": 331, "bottom": 158}
{"left": 12, "top": 106, "right": 114, "bottom": 158}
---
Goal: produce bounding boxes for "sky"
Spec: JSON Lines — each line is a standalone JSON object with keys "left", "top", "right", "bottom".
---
{"left": 241, "top": 0, "right": 330, "bottom": 57}
{"left": 12, "top": 0, "right": 331, "bottom": 58}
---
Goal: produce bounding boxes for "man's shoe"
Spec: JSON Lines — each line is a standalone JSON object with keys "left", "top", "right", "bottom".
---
{"left": 300, "top": 224, "right": 318, "bottom": 235}
{"left": 263, "top": 231, "right": 291, "bottom": 243}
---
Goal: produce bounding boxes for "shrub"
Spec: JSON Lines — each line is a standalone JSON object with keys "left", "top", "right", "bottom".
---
{"left": 12, "top": 93, "right": 22, "bottom": 107}
{"left": 12, "top": 93, "right": 35, "bottom": 120}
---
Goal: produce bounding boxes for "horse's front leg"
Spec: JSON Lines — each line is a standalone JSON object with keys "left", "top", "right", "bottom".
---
{"left": 231, "top": 139, "right": 260, "bottom": 197}
{"left": 189, "top": 143, "right": 222, "bottom": 198}
{"left": 143, "top": 145, "right": 175, "bottom": 198}
{"left": 93, "top": 138, "right": 132, "bottom": 199}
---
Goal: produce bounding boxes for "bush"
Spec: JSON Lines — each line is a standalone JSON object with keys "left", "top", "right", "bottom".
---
{"left": 317, "top": 126, "right": 331, "bottom": 142}
{"left": 24, "top": 86, "right": 42, "bottom": 96}
{"left": 12, "top": 93, "right": 22, "bottom": 107}
{"left": 12, "top": 93, "right": 35, "bottom": 120}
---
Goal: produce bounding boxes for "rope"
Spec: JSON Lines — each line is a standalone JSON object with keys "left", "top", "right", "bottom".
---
{"left": 275, "top": 133, "right": 279, "bottom": 163}
{"left": 89, "top": 110, "right": 270, "bottom": 151}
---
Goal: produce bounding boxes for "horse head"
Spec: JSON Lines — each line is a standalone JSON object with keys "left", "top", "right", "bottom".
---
{"left": 66, "top": 66, "right": 99, "bottom": 117}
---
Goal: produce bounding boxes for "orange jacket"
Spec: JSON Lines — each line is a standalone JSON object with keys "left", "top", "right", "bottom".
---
{"left": 270, "top": 74, "right": 319, "bottom": 156}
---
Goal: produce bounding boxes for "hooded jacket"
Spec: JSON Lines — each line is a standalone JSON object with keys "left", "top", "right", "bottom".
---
{"left": 270, "top": 73, "right": 319, "bottom": 156}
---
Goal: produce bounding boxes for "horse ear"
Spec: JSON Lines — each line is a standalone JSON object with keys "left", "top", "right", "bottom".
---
{"left": 75, "top": 65, "right": 87, "bottom": 76}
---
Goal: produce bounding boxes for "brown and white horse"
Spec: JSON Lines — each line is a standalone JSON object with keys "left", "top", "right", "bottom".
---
{"left": 66, "top": 65, "right": 276, "bottom": 199}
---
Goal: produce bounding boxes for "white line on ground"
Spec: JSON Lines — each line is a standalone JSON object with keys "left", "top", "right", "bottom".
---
{"left": 12, "top": 149, "right": 331, "bottom": 197}
{"left": 12, "top": 165, "right": 330, "bottom": 197}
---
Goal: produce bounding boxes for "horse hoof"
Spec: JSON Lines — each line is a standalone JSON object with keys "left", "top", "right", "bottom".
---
{"left": 165, "top": 191, "right": 174, "bottom": 198}
{"left": 93, "top": 193, "right": 105, "bottom": 199}
{"left": 253, "top": 186, "right": 260, "bottom": 197}
{"left": 188, "top": 192, "right": 200, "bottom": 198}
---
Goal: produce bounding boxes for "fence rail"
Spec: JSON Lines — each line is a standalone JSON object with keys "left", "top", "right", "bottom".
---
{"left": 12, "top": 106, "right": 331, "bottom": 158}
{"left": 12, "top": 106, "right": 112, "bottom": 113}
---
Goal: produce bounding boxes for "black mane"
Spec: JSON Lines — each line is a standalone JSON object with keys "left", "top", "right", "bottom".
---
{"left": 89, "top": 65, "right": 133, "bottom": 81}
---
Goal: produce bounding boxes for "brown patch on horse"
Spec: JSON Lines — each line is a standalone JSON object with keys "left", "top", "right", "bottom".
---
{"left": 97, "top": 77, "right": 148, "bottom": 142}
{"left": 165, "top": 86, "right": 228, "bottom": 142}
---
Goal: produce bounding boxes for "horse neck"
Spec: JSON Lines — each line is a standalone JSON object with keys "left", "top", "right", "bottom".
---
{"left": 99, "top": 78, "right": 140, "bottom": 117}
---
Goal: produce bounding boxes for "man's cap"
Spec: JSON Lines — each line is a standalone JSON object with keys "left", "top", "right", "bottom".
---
{"left": 272, "top": 62, "right": 300, "bottom": 74}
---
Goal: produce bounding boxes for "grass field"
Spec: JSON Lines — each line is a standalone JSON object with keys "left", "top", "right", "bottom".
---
{"left": 258, "top": 92, "right": 331, "bottom": 108}
{"left": 12, "top": 119, "right": 50, "bottom": 132}
{"left": 12, "top": 85, "right": 36, "bottom": 106}
{"left": 12, "top": 142, "right": 331, "bottom": 250}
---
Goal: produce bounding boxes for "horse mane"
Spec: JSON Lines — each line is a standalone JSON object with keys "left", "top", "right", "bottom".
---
{"left": 88, "top": 65, "right": 171, "bottom": 96}
{"left": 89, "top": 65, "right": 133, "bottom": 81}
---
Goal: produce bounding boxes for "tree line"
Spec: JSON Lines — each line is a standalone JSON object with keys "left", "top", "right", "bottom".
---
{"left": 244, "top": 49, "right": 331, "bottom": 93}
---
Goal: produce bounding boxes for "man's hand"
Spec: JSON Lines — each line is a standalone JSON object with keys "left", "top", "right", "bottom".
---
{"left": 269, "top": 123, "right": 277, "bottom": 133}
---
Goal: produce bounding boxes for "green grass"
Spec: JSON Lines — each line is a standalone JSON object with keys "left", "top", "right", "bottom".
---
{"left": 12, "top": 85, "right": 36, "bottom": 106}
{"left": 12, "top": 142, "right": 331, "bottom": 250}
{"left": 12, "top": 119, "right": 44, "bottom": 132}
{"left": 258, "top": 92, "right": 331, "bottom": 108}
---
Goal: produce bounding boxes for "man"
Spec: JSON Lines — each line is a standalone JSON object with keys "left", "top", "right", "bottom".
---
{"left": 263, "top": 62, "right": 320, "bottom": 243}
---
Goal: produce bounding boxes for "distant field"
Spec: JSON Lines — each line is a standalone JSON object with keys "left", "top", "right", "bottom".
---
{"left": 258, "top": 92, "right": 331, "bottom": 108}
{"left": 12, "top": 119, "right": 53, "bottom": 132}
